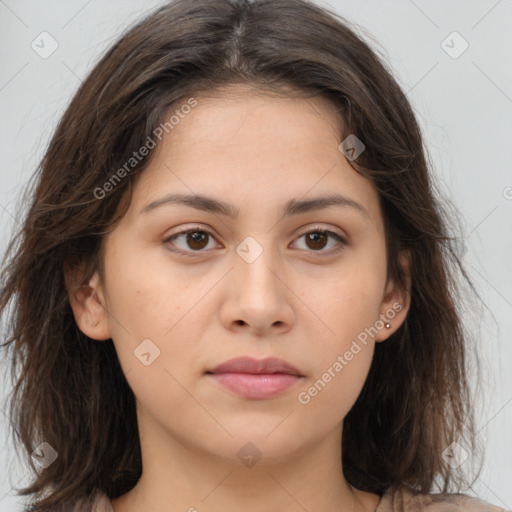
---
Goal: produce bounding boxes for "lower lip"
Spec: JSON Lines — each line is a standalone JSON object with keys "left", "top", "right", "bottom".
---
{"left": 207, "top": 372, "right": 302, "bottom": 399}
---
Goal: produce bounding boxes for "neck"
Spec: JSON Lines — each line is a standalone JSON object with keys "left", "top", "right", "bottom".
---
{"left": 110, "top": 410, "right": 380, "bottom": 512}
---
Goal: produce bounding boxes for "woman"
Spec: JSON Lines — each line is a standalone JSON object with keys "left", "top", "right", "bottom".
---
{"left": 0, "top": 1, "right": 507, "bottom": 511}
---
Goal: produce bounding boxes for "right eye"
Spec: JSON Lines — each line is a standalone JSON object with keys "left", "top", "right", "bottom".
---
{"left": 162, "top": 226, "right": 221, "bottom": 257}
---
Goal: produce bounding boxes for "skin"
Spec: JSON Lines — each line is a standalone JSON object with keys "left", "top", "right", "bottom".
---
{"left": 68, "top": 85, "right": 411, "bottom": 512}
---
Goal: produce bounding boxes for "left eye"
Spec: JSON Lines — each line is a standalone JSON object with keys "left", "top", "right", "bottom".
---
{"left": 163, "top": 226, "right": 348, "bottom": 257}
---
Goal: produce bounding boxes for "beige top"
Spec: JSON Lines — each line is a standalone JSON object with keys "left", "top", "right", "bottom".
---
{"left": 42, "top": 484, "right": 510, "bottom": 511}
{"left": 374, "top": 485, "right": 509, "bottom": 511}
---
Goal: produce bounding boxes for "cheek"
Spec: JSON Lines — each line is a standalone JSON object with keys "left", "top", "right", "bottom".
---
{"left": 102, "top": 240, "right": 210, "bottom": 379}
{"left": 296, "top": 349, "right": 373, "bottom": 436}
{"left": 296, "top": 275, "right": 381, "bottom": 422}
{"left": 311, "top": 264, "right": 385, "bottom": 342}
{"left": 298, "top": 262, "right": 384, "bottom": 397}
{"left": 102, "top": 241, "right": 191, "bottom": 336}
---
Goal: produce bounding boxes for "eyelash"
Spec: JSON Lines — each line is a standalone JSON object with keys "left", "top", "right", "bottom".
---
{"left": 162, "top": 225, "right": 349, "bottom": 258}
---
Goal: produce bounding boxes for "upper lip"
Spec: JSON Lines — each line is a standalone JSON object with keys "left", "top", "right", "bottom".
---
{"left": 207, "top": 356, "right": 303, "bottom": 376}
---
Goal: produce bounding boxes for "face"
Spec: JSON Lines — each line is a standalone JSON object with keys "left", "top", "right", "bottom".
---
{"left": 70, "top": 86, "right": 409, "bottom": 466}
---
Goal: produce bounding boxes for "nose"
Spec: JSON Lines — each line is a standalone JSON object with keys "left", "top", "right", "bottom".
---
{"left": 219, "top": 237, "right": 295, "bottom": 336}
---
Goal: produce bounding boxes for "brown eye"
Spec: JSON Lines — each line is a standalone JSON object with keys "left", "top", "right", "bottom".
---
{"left": 185, "top": 231, "right": 209, "bottom": 250}
{"left": 163, "top": 226, "right": 348, "bottom": 258}
{"left": 292, "top": 228, "right": 348, "bottom": 255}
{"left": 305, "top": 232, "right": 329, "bottom": 251}
{"left": 163, "top": 228, "right": 219, "bottom": 257}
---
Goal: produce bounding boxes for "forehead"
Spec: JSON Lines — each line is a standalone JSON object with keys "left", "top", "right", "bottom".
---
{"left": 168, "top": 87, "right": 342, "bottom": 152}
{"left": 126, "top": 88, "right": 382, "bottom": 228}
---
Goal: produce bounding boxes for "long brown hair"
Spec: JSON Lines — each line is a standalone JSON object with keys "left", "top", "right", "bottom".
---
{"left": 0, "top": 0, "right": 485, "bottom": 510}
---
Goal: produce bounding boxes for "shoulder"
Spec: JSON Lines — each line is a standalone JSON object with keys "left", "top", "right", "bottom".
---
{"left": 22, "top": 488, "right": 114, "bottom": 512}
{"left": 377, "top": 484, "right": 510, "bottom": 512}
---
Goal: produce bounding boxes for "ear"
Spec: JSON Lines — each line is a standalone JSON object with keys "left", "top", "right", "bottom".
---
{"left": 375, "top": 250, "right": 411, "bottom": 342}
{"left": 64, "top": 263, "right": 111, "bottom": 341}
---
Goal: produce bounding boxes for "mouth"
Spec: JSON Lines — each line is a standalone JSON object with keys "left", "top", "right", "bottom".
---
{"left": 207, "top": 356, "right": 303, "bottom": 376}
{"left": 205, "top": 356, "right": 304, "bottom": 399}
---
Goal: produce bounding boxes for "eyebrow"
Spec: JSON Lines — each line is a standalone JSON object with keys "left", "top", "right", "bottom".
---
{"left": 140, "top": 192, "right": 370, "bottom": 219}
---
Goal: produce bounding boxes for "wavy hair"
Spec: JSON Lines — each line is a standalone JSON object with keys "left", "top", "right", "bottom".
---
{"left": 0, "top": 0, "right": 484, "bottom": 510}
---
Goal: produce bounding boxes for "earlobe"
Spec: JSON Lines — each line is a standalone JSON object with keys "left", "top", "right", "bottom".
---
{"left": 374, "top": 301, "right": 408, "bottom": 342}
{"left": 375, "top": 250, "right": 411, "bottom": 343}
{"left": 65, "top": 267, "right": 111, "bottom": 341}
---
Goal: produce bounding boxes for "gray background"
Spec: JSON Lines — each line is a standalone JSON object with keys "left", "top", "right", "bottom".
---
{"left": 1, "top": 1, "right": 511, "bottom": 510}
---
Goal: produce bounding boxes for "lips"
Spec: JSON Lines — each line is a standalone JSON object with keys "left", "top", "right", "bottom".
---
{"left": 207, "top": 356, "right": 303, "bottom": 376}
{"left": 206, "top": 356, "right": 304, "bottom": 399}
